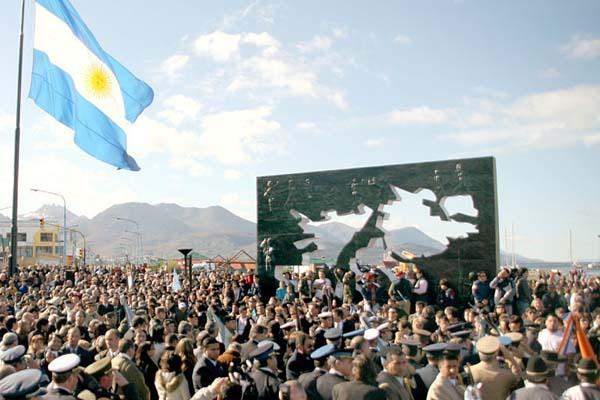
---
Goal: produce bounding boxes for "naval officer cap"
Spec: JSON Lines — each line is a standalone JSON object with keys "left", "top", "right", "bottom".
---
{"left": 318, "top": 311, "right": 333, "bottom": 319}
{"left": 84, "top": 357, "right": 112, "bottom": 379}
{"left": 48, "top": 353, "right": 81, "bottom": 374}
{"left": 0, "top": 369, "right": 46, "bottom": 399}
{"left": 324, "top": 327, "right": 342, "bottom": 340}
{"left": 364, "top": 328, "right": 380, "bottom": 341}
{"left": 423, "top": 343, "right": 447, "bottom": 357}
{"left": 342, "top": 328, "right": 365, "bottom": 339}
{"left": 310, "top": 344, "right": 353, "bottom": 360}
{"left": 450, "top": 330, "right": 472, "bottom": 340}
{"left": 249, "top": 342, "right": 278, "bottom": 361}
{"left": 0, "top": 345, "right": 25, "bottom": 365}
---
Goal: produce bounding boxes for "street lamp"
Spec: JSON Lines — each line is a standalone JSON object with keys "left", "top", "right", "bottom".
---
{"left": 31, "top": 188, "right": 67, "bottom": 267}
{"left": 116, "top": 217, "right": 143, "bottom": 263}
{"left": 178, "top": 248, "right": 193, "bottom": 291}
{"left": 124, "top": 229, "right": 141, "bottom": 264}
{"left": 120, "top": 236, "right": 136, "bottom": 264}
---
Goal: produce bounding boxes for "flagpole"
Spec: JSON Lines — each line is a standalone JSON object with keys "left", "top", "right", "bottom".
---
{"left": 9, "top": 0, "right": 26, "bottom": 277}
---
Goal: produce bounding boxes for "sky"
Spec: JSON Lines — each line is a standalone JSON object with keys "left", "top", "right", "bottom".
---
{"left": 0, "top": 0, "right": 599, "bottom": 262}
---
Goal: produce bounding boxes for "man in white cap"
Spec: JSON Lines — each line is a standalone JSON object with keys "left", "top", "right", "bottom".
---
{"left": 42, "top": 353, "right": 80, "bottom": 400}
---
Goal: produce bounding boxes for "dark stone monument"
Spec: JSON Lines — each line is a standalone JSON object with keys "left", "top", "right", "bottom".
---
{"left": 257, "top": 156, "right": 498, "bottom": 296}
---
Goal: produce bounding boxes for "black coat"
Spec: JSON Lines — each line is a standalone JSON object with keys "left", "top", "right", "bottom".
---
{"left": 285, "top": 350, "right": 314, "bottom": 380}
{"left": 316, "top": 372, "right": 347, "bottom": 400}
{"left": 192, "top": 355, "right": 226, "bottom": 390}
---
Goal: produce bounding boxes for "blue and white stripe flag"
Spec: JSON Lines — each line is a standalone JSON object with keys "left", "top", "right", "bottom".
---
{"left": 29, "top": 0, "right": 153, "bottom": 171}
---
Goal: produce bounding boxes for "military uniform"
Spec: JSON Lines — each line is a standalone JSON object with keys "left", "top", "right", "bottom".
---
{"left": 250, "top": 367, "right": 281, "bottom": 400}
{"left": 426, "top": 375, "right": 465, "bottom": 400}
{"left": 298, "top": 368, "right": 326, "bottom": 400}
{"left": 466, "top": 361, "right": 518, "bottom": 400}
{"left": 416, "top": 364, "right": 438, "bottom": 389}
{"left": 0, "top": 369, "right": 46, "bottom": 399}
{"left": 42, "top": 353, "right": 82, "bottom": 400}
{"left": 333, "top": 381, "right": 387, "bottom": 400}
{"left": 42, "top": 385, "right": 77, "bottom": 400}
{"left": 316, "top": 372, "right": 347, "bottom": 400}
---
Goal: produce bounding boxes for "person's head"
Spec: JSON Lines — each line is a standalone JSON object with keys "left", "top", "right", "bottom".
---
{"left": 383, "top": 347, "right": 410, "bottom": 377}
{"left": 439, "top": 354, "right": 460, "bottom": 379}
{"left": 159, "top": 350, "right": 182, "bottom": 373}
{"left": 136, "top": 341, "right": 155, "bottom": 364}
{"left": 67, "top": 327, "right": 81, "bottom": 348}
{"left": 351, "top": 354, "right": 378, "bottom": 386}
{"left": 118, "top": 339, "right": 135, "bottom": 359}
{"left": 477, "top": 271, "right": 487, "bottom": 283}
{"left": 545, "top": 315, "right": 559, "bottom": 332}
{"left": 251, "top": 325, "right": 269, "bottom": 342}
{"left": 330, "top": 355, "right": 353, "bottom": 377}
{"left": 576, "top": 358, "right": 598, "bottom": 384}
{"left": 294, "top": 333, "right": 313, "bottom": 355}
{"left": 415, "top": 301, "right": 426, "bottom": 315}
{"left": 203, "top": 337, "right": 221, "bottom": 361}
{"left": 218, "top": 381, "right": 242, "bottom": 400}
{"left": 105, "top": 329, "right": 120, "bottom": 352}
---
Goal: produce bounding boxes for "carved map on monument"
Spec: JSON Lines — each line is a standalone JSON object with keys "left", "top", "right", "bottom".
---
{"left": 257, "top": 157, "right": 498, "bottom": 288}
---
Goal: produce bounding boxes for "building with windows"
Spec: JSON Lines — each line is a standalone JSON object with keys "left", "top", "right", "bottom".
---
{"left": 0, "top": 219, "right": 67, "bottom": 266}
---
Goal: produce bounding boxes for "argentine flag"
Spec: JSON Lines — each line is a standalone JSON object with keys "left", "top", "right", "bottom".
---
{"left": 29, "top": 0, "right": 153, "bottom": 171}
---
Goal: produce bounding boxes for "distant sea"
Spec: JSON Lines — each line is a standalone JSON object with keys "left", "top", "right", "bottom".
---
{"left": 519, "top": 262, "right": 600, "bottom": 276}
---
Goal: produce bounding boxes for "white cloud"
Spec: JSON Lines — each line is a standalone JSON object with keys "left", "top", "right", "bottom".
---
{"left": 242, "top": 32, "right": 280, "bottom": 56}
{"left": 161, "top": 54, "right": 189, "bottom": 78}
{"left": 449, "top": 85, "right": 600, "bottom": 149}
{"left": 388, "top": 106, "right": 450, "bottom": 124}
{"left": 199, "top": 107, "right": 283, "bottom": 165}
{"left": 193, "top": 31, "right": 281, "bottom": 62}
{"left": 365, "top": 138, "right": 385, "bottom": 148}
{"left": 224, "top": 169, "right": 242, "bottom": 180}
{"left": 393, "top": 34, "right": 412, "bottom": 45}
{"left": 561, "top": 35, "right": 600, "bottom": 59}
{"left": 194, "top": 31, "right": 242, "bottom": 62}
{"left": 333, "top": 28, "right": 347, "bottom": 39}
{"left": 157, "top": 95, "right": 202, "bottom": 126}
{"left": 219, "top": 192, "right": 256, "bottom": 221}
{"left": 297, "top": 35, "right": 334, "bottom": 53}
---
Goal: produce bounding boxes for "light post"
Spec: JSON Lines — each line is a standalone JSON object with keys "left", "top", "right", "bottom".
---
{"left": 120, "top": 236, "right": 136, "bottom": 264}
{"left": 116, "top": 217, "right": 143, "bottom": 263}
{"left": 124, "top": 230, "right": 141, "bottom": 264}
{"left": 178, "top": 248, "right": 193, "bottom": 291}
{"left": 31, "top": 188, "right": 67, "bottom": 267}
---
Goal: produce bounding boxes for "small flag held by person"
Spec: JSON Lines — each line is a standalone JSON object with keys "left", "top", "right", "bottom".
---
{"left": 29, "top": 0, "right": 153, "bottom": 171}
{"left": 172, "top": 269, "right": 181, "bottom": 293}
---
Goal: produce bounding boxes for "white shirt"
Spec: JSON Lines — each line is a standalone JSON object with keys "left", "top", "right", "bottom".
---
{"left": 561, "top": 382, "right": 599, "bottom": 400}
{"left": 413, "top": 278, "right": 428, "bottom": 295}
{"left": 537, "top": 328, "right": 575, "bottom": 376}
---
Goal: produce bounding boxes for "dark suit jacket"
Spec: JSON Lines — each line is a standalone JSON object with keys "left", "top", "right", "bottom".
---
{"left": 192, "top": 355, "right": 226, "bottom": 390}
{"left": 332, "top": 381, "right": 387, "bottom": 400}
{"left": 376, "top": 371, "right": 412, "bottom": 400}
{"left": 250, "top": 367, "right": 281, "bottom": 400}
{"left": 285, "top": 350, "right": 314, "bottom": 380}
{"left": 316, "top": 372, "right": 347, "bottom": 400}
{"left": 298, "top": 368, "right": 326, "bottom": 400}
{"left": 60, "top": 345, "right": 93, "bottom": 367}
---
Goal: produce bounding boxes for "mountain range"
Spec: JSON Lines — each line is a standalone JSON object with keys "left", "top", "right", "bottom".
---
{"left": 0, "top": 203, "right": 543, "bottom": 263}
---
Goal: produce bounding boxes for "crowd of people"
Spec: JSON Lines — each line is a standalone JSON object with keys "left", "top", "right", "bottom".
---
{"left": 0, "top": 263, "right": 598, "bottom": 400}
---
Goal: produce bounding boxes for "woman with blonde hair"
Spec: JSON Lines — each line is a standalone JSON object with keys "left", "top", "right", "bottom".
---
{"left": 155, "top": 350, "right": 190, "bottom": 400}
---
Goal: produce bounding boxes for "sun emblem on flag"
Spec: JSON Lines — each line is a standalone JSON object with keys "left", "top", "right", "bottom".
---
{"left": 85, "top": 64, "right": 112, "bottom": 98}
